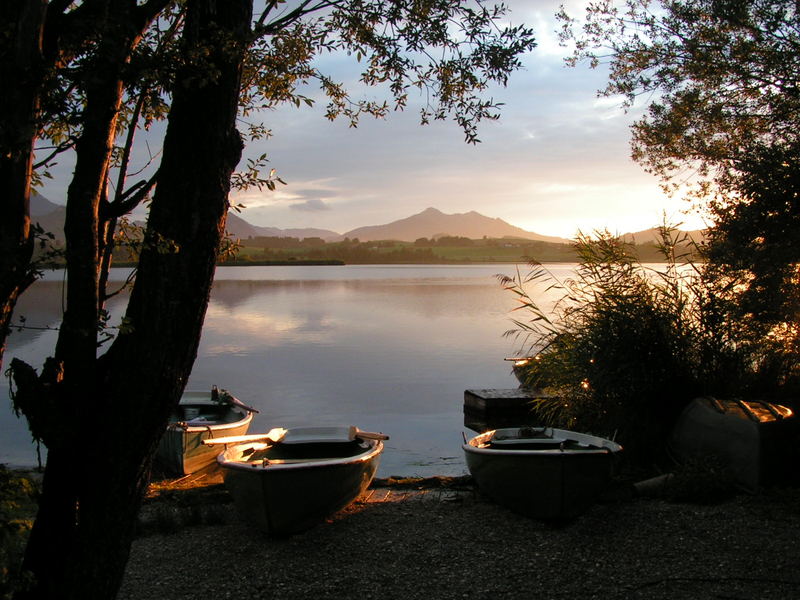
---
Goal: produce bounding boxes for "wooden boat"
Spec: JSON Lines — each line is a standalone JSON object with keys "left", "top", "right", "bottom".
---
{"left": 463, "top": 426, "right": 622, "bottom": 519}
{"left": 155, "top": 387, "right": 257, "bottom": 476}
{"left": 206, "top": 426, "right": 387, "bottom": 536}
{"left": 668, "top": 397, "right": 796, "bottom": 491}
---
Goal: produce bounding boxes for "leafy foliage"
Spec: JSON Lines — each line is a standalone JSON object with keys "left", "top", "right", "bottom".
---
{"left": 706, "top": 143, "right": 800, "bottom": 328}
{"left": 230, "top": 153, "right": 286, "bottom": 193}
{"left": 558, "top": 0, "right": 800, "bottom": 191}
{"left": 555, "top": 1, "right": 800, "bottom": 437}
{"left": 30, "top": 0, "right": 537, "bottom": 237}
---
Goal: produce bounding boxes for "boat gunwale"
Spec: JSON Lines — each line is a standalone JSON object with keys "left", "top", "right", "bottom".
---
{"left": 172, "top": 407, "right": 253, "bottom": 433}
{"left": 463, "top": 445, "right": 616, "bottom": 457}
{"left": 463, "top": 428, "right": 622, "bottom": 457}
{"left": 167, "top": 390, "right": 255, "bottom": 433}
{"left": 217, "top": 439, "right": 384, "bottom": 473}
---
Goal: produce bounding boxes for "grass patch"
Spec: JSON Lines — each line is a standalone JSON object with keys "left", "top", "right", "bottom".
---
{"left": 1, "top": 466, "right": 39, "bottom": 599}
{"left": 137, "top": 483, "right": 233, "bottom": 536}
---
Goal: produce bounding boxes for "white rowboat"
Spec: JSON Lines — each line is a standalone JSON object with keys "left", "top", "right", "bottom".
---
{"left": 212, "top": 425, "right": 386, "bottom": 536}
{"left": 463, "top": 426, "right": 622, "bottom": 519}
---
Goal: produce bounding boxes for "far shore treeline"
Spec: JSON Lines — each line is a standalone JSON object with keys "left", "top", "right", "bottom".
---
{"left": 111, "top": 234, "right": 698, "bottom": 266}
{"left": 39, "top": 232, "right": 702, "bottom": 268}
{"left": 226, "top": 233, "right": 702, "bottom": 264}
{"left": 29, "top": 194, "right": 704, "bottom": 266}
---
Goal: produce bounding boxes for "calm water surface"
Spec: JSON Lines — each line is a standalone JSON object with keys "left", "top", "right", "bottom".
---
{"left": 0, "top": 264, "right": 575, "bottom": 476}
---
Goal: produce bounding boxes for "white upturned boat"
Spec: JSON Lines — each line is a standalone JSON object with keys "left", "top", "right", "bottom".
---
{"left": 156, "top": 388, "right": 257, "bottom": 476}
{"left": 668, "top": 397, "right": 796, "bottom": 491}
{"left": 205, "top": 425, "right": 387, "bottom": 536}
{"left": 463, "top": 426, "right": 622, "bottom": 519}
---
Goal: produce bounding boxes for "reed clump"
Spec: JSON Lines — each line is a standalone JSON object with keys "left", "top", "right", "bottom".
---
{"left": 501, "top": 224, "right": 800, "bottom": 470}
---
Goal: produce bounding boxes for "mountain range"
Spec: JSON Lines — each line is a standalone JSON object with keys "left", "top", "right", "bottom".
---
{"left": 30, "top": 193, "right": 703, "bottom": 245}
{"left": 225, "top": 206, "right": 572, "bottom": 243}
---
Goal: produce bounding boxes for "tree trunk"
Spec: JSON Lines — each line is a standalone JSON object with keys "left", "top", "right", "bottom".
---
{"left": 0, "top": 0, "right": 47, "bottom": 367}
{"left": 16, "top": 0, "right": 252, "bottom": 597}
{"left": 54, "top": 0, "right": 148, "bottom": 430}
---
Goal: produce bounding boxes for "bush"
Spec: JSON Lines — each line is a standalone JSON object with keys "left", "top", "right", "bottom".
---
{"left": 500, "top": 225, "right": 798, "bottom": 467}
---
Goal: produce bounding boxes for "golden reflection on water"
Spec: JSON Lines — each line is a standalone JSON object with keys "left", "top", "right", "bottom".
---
{"left": 203, "top": 304, "right": 337, "bottom": 354}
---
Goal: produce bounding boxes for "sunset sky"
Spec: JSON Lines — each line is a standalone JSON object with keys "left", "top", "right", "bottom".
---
{"left": 39, "top": 0, "right": 709, "bottom": 239}
{"left": 230, "top": 0, "right": 708, "bottom": 238}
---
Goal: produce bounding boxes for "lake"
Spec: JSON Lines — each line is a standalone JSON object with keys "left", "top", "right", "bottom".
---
{"left": 0, "top": 263, "right": 575, "bottom": 477}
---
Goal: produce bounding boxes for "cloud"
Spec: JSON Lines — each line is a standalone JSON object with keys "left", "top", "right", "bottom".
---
{"left": 36, "top": 0, "right": 703, "bottom": 240}
{"left": 231, "top": 177, "right": 342, "bottom": 209}
{"left": 290, "top": 198, "right": 331, "bottom": 212}
{"left": 232, "top": 188, "right": 301, "bottom": 207}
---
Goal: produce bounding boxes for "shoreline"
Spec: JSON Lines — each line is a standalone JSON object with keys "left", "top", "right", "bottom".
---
{"left": 6, "top": 467, "right": 800, "bottom": 598}
{"left": 121, "top": 477, "right": 800, "bottom": 600}
{"left": 48, "top": 257, "right": 688, "bottom": 271}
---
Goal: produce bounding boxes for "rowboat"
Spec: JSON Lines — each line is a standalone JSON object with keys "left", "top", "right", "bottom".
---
{"left": 463, "top": 426, "right": 622, "bottom": 519}
{"left": 668, "top": 397, "right": 796, "bottom": 491}
{"left": 156, "top": 387, "right": 257, "bottom": 476}
{"left": 205, "top": 426, "right": 387, "bottom": 536}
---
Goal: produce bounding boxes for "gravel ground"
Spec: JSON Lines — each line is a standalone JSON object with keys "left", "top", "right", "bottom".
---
{"left": 118, "top": 481, "right": 800, "bottom": 600}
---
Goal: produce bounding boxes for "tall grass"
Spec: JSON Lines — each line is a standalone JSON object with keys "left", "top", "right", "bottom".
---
{"left": 499, "top": 225, "right": 793, "bottom": 466}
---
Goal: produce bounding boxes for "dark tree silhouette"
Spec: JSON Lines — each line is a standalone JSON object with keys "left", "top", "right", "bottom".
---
{"left": 0, "top": 2, "right": 536, "bottom": 598}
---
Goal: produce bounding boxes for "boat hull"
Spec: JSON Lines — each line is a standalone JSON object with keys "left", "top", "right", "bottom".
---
{"left": 156, "top": 390, "right": 254, "bottom": 476}
{"left": 668, "top": 397, "right": 796, "bottom": 491}
{"left": 464, "top": 427, "right": 622, "bottom": 519}
{"left": 218, "top": 431, "right": 383, "bottom": 536}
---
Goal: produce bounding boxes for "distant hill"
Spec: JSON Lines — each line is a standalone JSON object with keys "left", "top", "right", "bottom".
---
{"left": 621, "top": 227, "right": 707, "bottom": 245}
{"left": 31, "top": 192, "right": 66, "bottom": 237}
{"left": 24, "top": 197, "right": 705, "bottom": 251}
{"left": 224, "top": 212, "right": 260, "bottom": 238}
{"left": 25, "top": 197, "right": 344, "bottom": 243}
{"left": 341, "top": 207, "right": 571, "bottom": 243}
{"left": 31, "top": 192, "right": 62, "bottom": 216}
{"left": 226, "top": 212, "right": 343, "bottom": 242}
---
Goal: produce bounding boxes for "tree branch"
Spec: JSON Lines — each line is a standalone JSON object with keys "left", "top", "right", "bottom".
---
{"left": 33, "top": 137, "right": 76, "bottom": 170}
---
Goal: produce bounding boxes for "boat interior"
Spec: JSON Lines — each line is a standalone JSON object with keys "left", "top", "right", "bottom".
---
{"left": 479, "top": 428, "right": 604, "bottom": 451}
{"left": 172, "top": 403, "right": 241, "bottom": 425}
{"left": 242, "top": 439, "right": 372, "bottom": 463}
{"left": 486, "top": 438, "right": 602, "bottom": 451}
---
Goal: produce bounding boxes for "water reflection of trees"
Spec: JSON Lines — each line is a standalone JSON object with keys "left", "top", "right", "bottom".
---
{"left": 8, "top": 277, "right": 513, "bottom": 350}
{"left": 8, "top": 283, "right": 66, "bottom": 348}
{"left": 208, "top": 279, "right": 512, "bottom": 318}
{"left": 8, "top": 281, "right": 129, "bottom": 348}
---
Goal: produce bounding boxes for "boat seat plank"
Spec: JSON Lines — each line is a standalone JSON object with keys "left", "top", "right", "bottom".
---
{"left": 490, "top": 437, "right": 568, "bottom": 446}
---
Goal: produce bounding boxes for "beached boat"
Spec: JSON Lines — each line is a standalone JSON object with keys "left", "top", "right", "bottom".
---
{"left": 668, "top": 397, "right": 797, "bottom": 491}
{"left": 463, "top": 426, "right": 622, "bottom": 519}
{"left": 156, "top": 388, "right": 257, "bottom": 476}
{"left": 206, "top": 426, "right": 387, "bottom": 536}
